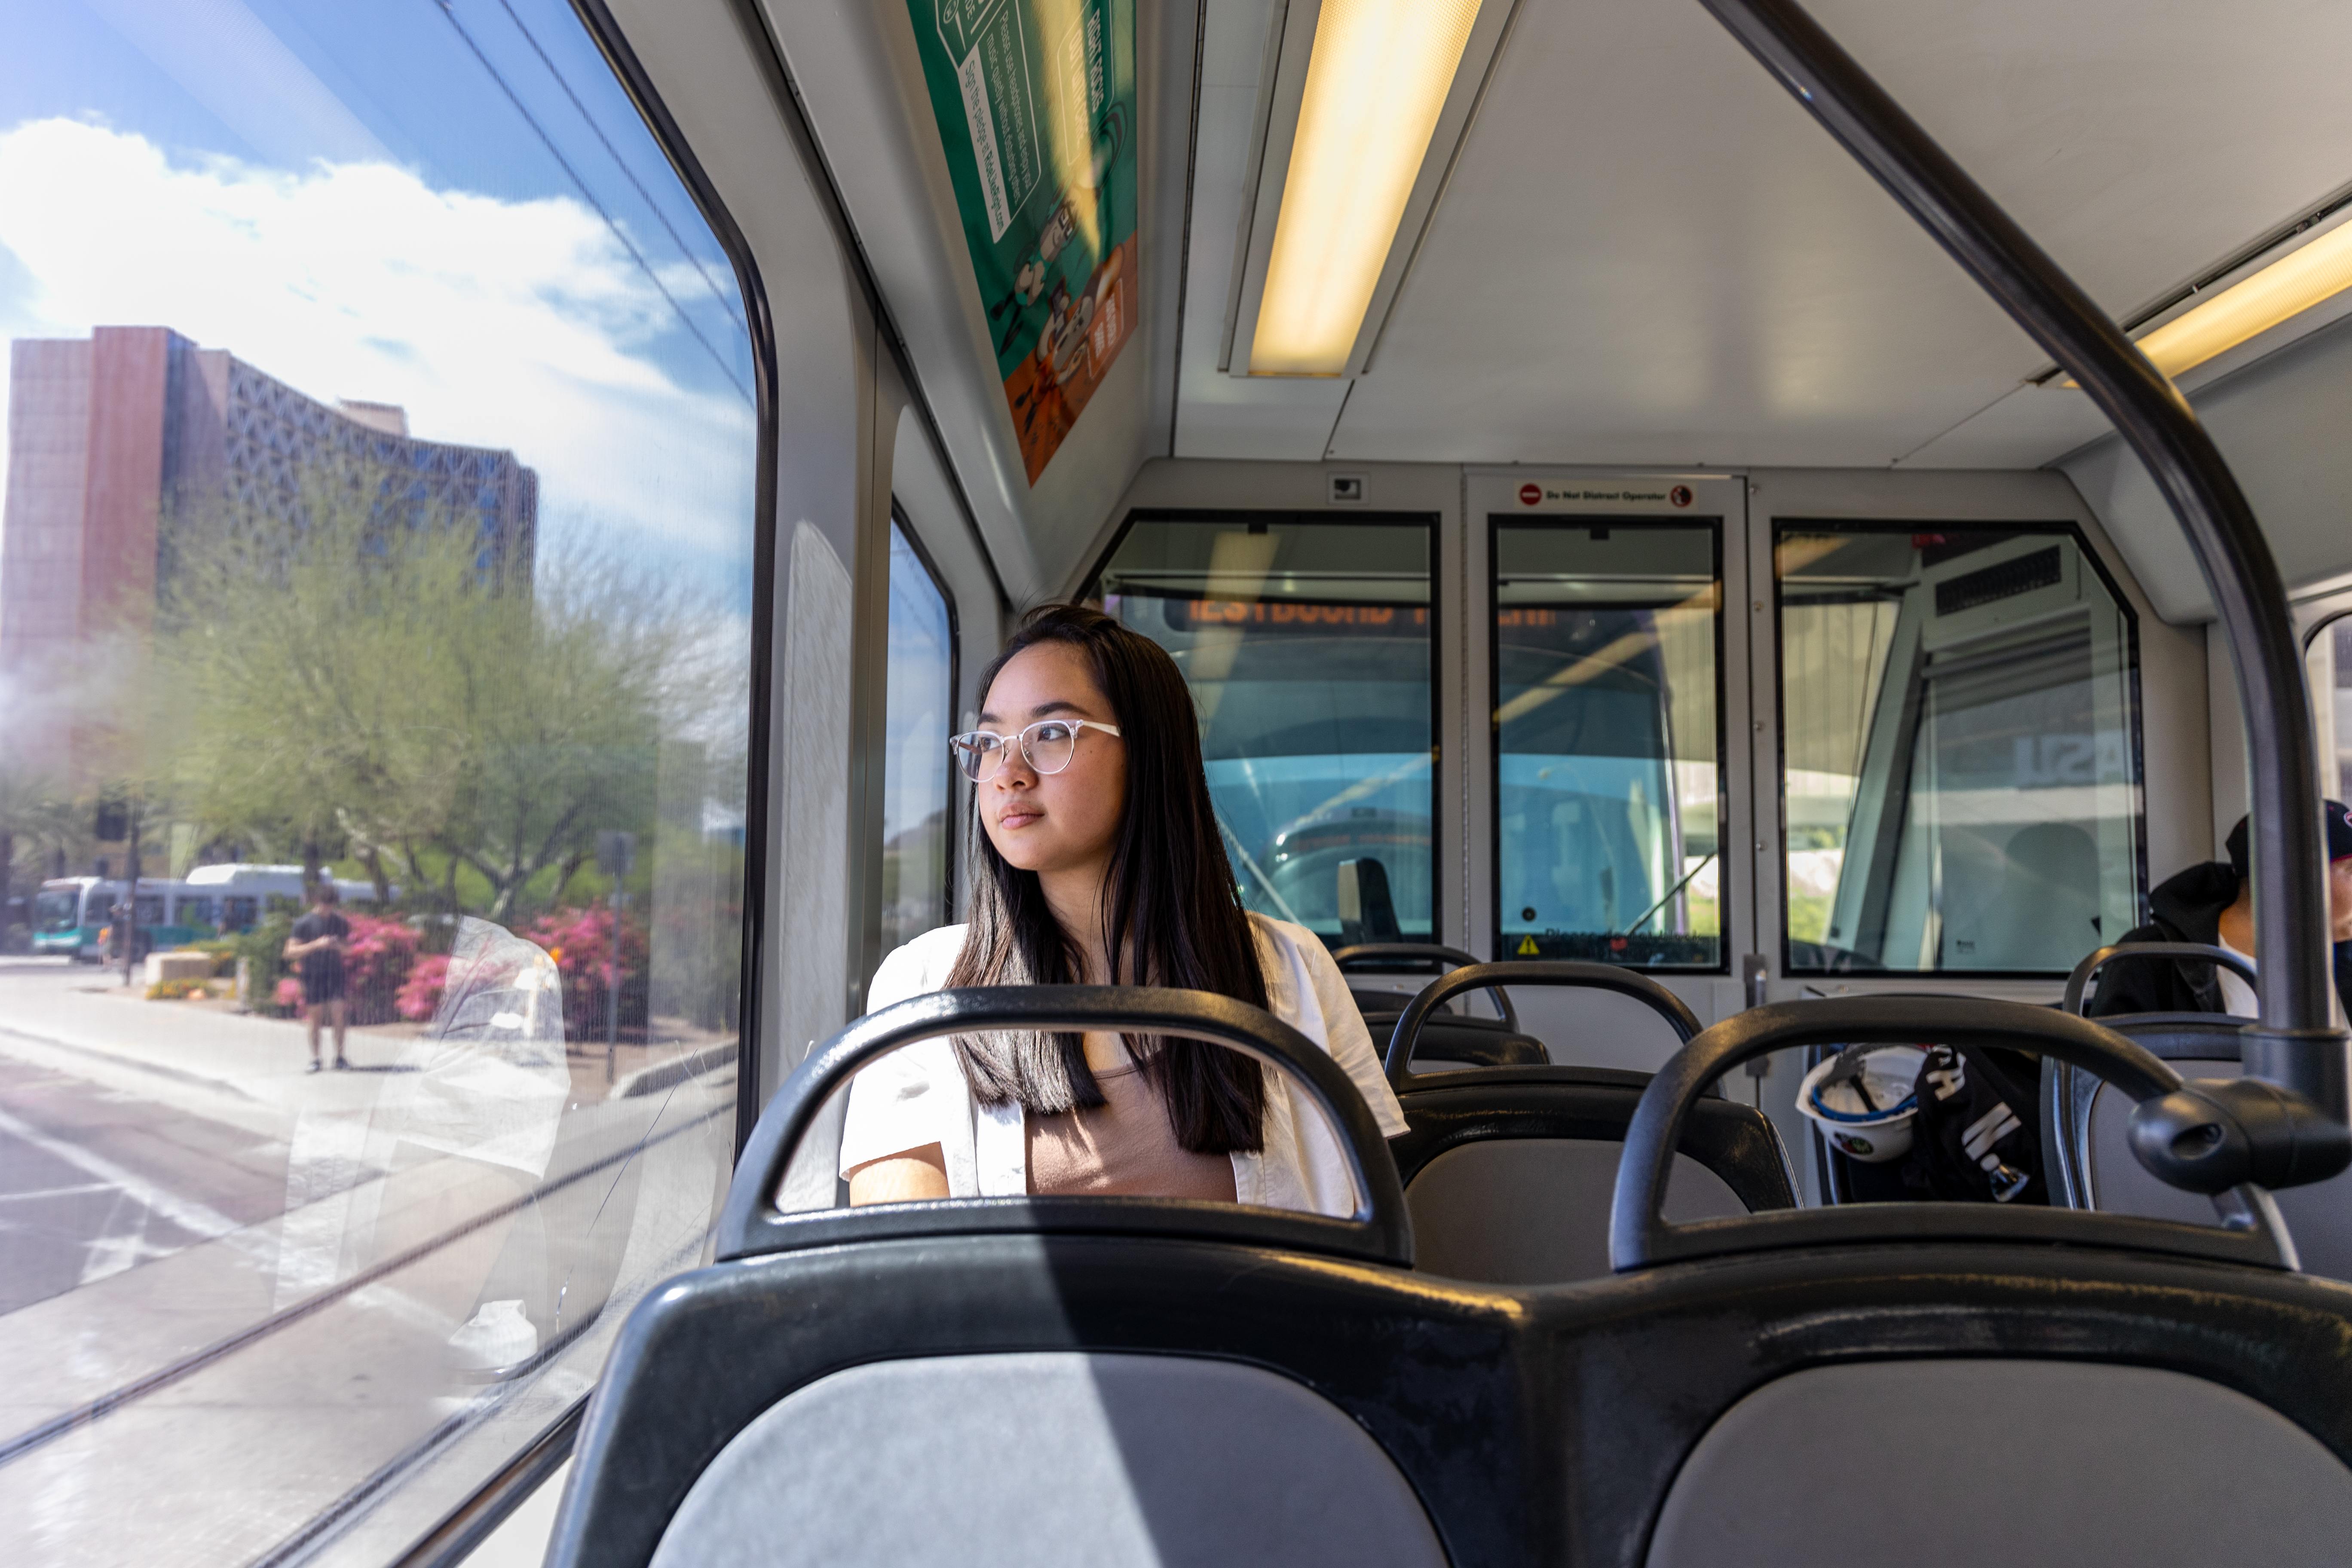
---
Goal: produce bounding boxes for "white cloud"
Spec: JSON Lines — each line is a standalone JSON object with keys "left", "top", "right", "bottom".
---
{"left": 0, "top": 117, "right": 755, "bottom": 569}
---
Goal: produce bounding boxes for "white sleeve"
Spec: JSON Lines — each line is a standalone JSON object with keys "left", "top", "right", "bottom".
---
{"left": 1294, "top": 932, "right": 1411, "bottom": 1138}
{"left": 838, "top": 934, "right": 966, "bottom": 1175}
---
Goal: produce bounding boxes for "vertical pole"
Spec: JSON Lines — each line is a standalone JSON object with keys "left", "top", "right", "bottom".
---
{"left": 606, "top": 882, "right": 620, "bottom": 1085}
{"left": 122, "top": 812, "right": 141, "bottom": 989}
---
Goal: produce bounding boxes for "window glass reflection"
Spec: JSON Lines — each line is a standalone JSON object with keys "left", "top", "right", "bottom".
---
{"left": 1778, "top": 525, "right": 2141, "bottom": 974}
{"left": 1493, "top": 521, "right": 1722, "bottom": 968}
{"left": 1096, "top": 514, "right": 1436, "bottom": 943}
{"left": 0, "top": 1, "right": 755, "bottom": 1559}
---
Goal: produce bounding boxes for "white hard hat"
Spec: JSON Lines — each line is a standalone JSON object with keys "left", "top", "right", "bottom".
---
{"left": 1797, "top": 1044, "right": 1927, "bottom": 1164}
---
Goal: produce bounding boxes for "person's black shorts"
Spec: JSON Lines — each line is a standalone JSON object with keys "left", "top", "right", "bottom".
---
{"left": 302, "top": 963, "right": 347, "bottom": 1007}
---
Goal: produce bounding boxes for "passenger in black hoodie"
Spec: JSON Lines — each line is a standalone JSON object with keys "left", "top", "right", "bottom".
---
{"left": 2089, "top": 801, "right": 2352, "bottom": 1017}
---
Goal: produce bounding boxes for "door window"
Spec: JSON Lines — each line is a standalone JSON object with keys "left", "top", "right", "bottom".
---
{"left": 1095, "top": 513, "right": 1437, "bottom": 943}
{"left": 1776, "top": 524, "right": 2142, "bottom": 974}
{"left": 1493, "top": 521, "right": 1723, "bottom": 968}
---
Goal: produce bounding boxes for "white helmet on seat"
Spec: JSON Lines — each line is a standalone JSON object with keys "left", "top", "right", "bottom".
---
{"left": 1797, "top": 1044, "right": 1927, "bottom": 1163}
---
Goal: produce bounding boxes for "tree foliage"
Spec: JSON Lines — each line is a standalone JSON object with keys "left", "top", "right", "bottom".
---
{"left": 153, "top": 459, "right": 732, "bottom": 922}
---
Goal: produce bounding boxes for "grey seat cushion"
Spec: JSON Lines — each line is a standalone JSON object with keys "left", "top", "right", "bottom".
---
{"left": 1648, "top": 1359, "right": 2352, "bottom": 1567}
{"left": 652, "top": 1351, "right": 1449, "bottom": 1568}
{"left": 1406, "top": 1139, "right": 1744, "bottom": 1283}
{"left": 2085, "top": 1059, "right": 2352, "bottom": 1279}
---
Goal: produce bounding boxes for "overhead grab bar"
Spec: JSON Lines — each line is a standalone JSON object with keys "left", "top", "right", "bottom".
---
{"left": 1694, "top": 0, "right": 2349, "bottom": 1139}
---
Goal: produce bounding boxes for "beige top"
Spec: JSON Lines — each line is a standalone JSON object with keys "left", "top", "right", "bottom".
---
{"left": 841, "top": 914, "right": 1410, "bottom": 1216}
{"left": 1025, "top": 1059, "right": 1239, "bottom": 1202}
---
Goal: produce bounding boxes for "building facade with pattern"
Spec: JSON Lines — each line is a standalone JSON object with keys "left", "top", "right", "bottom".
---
{"left": 0, "top": 326, "right": 536, "bottom": 784}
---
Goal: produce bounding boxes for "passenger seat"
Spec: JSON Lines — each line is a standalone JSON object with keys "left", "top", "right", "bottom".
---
{"left": 1385, "top": 961, "right": 1794, "bottom": 1283}
{"left": 2047, "top": 1011, "right": 2352, "bottom": 1280}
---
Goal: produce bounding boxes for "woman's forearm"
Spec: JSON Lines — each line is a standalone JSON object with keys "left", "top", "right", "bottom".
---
{"left": 845, "top": 1144, "right": 950, "bottom": 1205}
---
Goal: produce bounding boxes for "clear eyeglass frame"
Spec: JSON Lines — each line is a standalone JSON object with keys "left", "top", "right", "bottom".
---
{"left": 950, "top": 718, "right": 1123, "bottom": 781}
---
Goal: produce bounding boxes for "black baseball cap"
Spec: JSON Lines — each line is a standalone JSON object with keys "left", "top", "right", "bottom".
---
{"left": 2226, "top": 800, "right": 2352, "bottom": 880}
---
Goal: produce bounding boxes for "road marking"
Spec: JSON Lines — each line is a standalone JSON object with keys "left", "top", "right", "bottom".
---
{"left": 274, "top": 1111, "right": 376, "bottom": 1311}
{"left": 0, "top": 1102, "right": 242, "bottom": 1246}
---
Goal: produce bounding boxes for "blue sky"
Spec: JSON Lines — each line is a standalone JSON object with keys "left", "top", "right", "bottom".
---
{"left": 0, "top": 0, "right": 756, "bottom": 603}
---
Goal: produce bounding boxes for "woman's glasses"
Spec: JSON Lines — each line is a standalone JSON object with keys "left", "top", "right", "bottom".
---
{"left": 950, "top": 719, "right": 1122, "bottom": 782}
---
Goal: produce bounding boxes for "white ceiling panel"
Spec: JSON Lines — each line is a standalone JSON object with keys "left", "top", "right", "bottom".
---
{"left": 1168, "top": 0, "right": 2352, "bottom": 469}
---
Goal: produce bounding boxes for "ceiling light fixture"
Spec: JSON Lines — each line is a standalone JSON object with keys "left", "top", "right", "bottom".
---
{"left": 1246, "top": 0, "right": 1486, "bottom": 377}
{"left": 2067, "top": 218, "right": 2352, "bottom": 388}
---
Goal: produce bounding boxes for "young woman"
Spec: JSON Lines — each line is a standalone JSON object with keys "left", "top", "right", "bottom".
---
{"left": 839, "top": 603, "right": 1408, "bottom": 1213}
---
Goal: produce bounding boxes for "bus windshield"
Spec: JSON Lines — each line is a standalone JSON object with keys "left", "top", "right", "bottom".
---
{"left": 32, "top": 890, "right": 82, "bottom": 933}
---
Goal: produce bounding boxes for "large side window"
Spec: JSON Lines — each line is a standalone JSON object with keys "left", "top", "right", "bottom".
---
{"left": 1094, "top": 512, "right": 1437, "bottom": 943}
{"left": 1776, "top": 524, "right": 2142, "bottom": 974}
{"left": 0, "top": 3, "right": 759, "bottom": 1558}
{"left": 881, "top": 516, "right": 956, "bottom": 953}
{"left": 1493, "top": 519, "right": 1723, "bottom": 968}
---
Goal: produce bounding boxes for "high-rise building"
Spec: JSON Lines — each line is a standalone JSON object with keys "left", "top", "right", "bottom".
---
{"left": 0, "top": 327, "right": 537, "bottom": 784}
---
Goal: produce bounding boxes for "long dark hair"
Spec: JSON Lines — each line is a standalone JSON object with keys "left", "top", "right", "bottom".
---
{"left": 946, "top": 603, "right": 1268, "bottom": 1152}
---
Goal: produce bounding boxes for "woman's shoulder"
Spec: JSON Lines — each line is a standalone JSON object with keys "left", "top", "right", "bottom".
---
{"left": 867, "top": 924, "right": 971, "bottom": 1012}
{"left": 1246, "top": 911, "right": 1328, "bottom": 966}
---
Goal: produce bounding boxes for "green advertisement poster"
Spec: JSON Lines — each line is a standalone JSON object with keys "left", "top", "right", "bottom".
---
{"left": 905, "top": 0, "right": 1137, "bottom": 483}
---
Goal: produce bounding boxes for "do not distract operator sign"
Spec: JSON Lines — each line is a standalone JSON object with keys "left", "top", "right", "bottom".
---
{"left": 907, "top": 0, "right": 1138, "bottom": 484}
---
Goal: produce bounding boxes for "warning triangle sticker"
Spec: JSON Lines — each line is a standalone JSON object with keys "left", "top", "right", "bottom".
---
{"left": 1516, "top": 934, "right": 1540, "bottom": 956}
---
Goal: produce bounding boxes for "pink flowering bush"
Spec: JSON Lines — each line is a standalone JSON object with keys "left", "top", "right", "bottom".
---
{"left": 528, "top": 905, "right": 649, "bottom": 1041}
{"left": 274, "top": 976, "right": 303, "bottom": 1011}
{"left": 396, "top": 953, "right": 452, "bottom": 1022}
{"left": 393, "top": 907, "right": 649, "bottom": 1040}
{"left": 340, "top": 913, "right": 420, "bottom": 1025}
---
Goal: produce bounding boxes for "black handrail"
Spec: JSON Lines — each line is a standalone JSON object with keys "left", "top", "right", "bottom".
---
{"left": 1332, "top": 943, "right": 1519, "bottom": 1031}
{"left": 2064, "top": 941, "right": 2261, "bottom": 1017}
{"left": 717, "top": 986, "right": 1412, "bottom": 1265}
{"left": 1694, "top": 0, "right": 2346, "bottom": 1130}
{"left": 1609, "top": 997, "right": 2295, "bottom": 1272}
{"left": 1383, "top": 961, "right": 1702, "bottom": 1086}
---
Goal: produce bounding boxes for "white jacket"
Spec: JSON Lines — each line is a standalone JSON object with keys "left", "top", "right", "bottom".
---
{"left": 837, "top": 913, "right": 1409, "bottom": 1216}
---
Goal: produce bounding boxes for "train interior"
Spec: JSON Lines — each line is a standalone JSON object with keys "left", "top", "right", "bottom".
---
{"left": 10, "top": 0, "right": 2352, "bottom": 1564}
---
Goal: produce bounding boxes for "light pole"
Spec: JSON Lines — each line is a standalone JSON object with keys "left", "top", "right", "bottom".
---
{"left": 596, "top": 830, "right": 636, "bottom": 1084}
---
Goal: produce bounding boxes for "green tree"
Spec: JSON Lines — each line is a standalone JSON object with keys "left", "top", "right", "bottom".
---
{"left": 154, "top": 458, "right": 732, "bottom": 923}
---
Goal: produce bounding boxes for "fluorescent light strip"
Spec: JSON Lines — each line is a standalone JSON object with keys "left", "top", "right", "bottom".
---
{"left": 1248, "top": 0, "right": 1484, "bottom": 377}
{"left": 2134, "top": 220, "right": 2352, "bottom": 381}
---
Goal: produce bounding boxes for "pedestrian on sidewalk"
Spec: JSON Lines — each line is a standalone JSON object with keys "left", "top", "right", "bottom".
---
{"left": 286, "top": 882, "right": 353, "bottom": 1072}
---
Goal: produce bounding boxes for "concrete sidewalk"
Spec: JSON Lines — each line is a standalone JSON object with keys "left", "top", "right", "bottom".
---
{"left": 0, "top": 959, "right": 733, "bottom": 1121}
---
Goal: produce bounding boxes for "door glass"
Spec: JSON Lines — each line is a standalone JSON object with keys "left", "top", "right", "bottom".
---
{"left": 881, "top": 519, "right": 955, "bottom": 954}
{"left": 1493, "top": 521, "right": 1722, "bottom": 968}
{"left": 1095, "top": 514, "right": 1436, "bottom": 943}
{"left": 1777, "top": 525, "right": 2142, "bottom": 974}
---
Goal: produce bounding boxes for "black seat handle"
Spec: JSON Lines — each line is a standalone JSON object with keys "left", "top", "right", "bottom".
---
{"left": 717, "top": 985, "right": 1412, "bottom": 1265}
{"left": 1605, "top": 996, "right": 2304, "bottom": 1272}
{"left": 1383, "top": 961, "right": 1702, "bottom": 1087}
{"left": 2064, "top": 941, "right": 2259, "bottom": 1016}
{"left": 1333, "top": 943, "right": 1518, "bottom": 1031}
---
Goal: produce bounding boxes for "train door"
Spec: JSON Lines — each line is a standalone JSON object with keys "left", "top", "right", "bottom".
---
{"left": 1466, "top": 471, "right": 1756, "bottom": 1065}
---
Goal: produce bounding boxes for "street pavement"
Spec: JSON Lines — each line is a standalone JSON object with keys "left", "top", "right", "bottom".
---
{"left": 0, "top": 956, "right": 737, "bottom": 1568}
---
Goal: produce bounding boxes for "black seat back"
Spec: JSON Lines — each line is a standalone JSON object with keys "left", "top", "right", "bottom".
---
{"left": 2048, "top": 1012, "right": 2352, "bottom": 1280}
{"left": 1335, "top": 943, "right": 1549, "bottom": 1069}
{"left": 1588, "top": 995, "right": 2352, "bottom": 1567}
{"left": 549, "top": 987, "right": 1537, "bottom": 1568}
{"left": 1380, "top": 963, "right": 1792, "bottom": 1283}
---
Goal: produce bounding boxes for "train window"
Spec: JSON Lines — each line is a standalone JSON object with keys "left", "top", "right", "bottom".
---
{"left": 0, "top": 2, "right": 756, "bottom": 1560}
{"left": 881, "top": 517, "right": 956, "bottom": 953}
{"left": 2304, "top": 616, "right": 2352, "bottom": 799}
{"left": 1493, "top": 521, "right": 1723, "bottom": 968}
{"left": 1777, "top": 524, "right": 2142, "bottom": 974}
{"left": 1094, "top": 512, "right": 1438, "bottom": 943}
